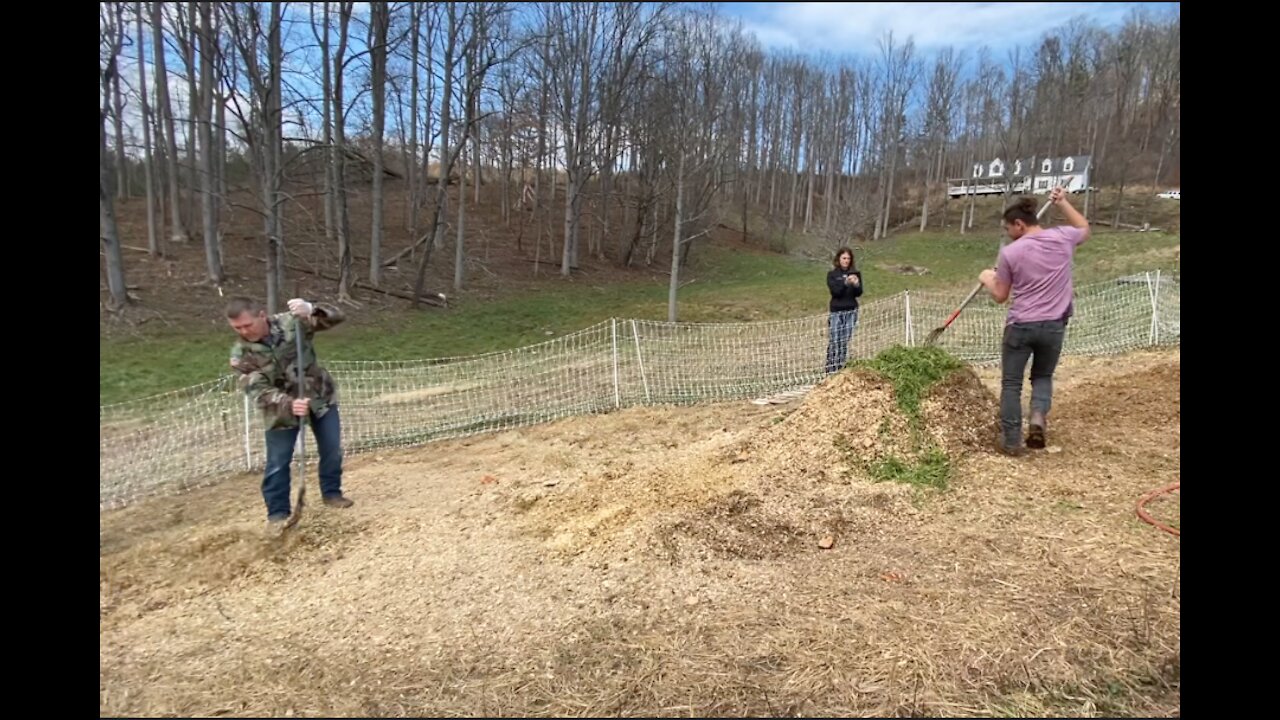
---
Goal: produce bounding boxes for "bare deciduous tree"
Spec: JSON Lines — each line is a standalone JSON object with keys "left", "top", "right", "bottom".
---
{"left": 223, "top": 1, "right": 286, "bottom": 310}
{"left": 101, "top": 2, "right": 131, "bottom": 309}
{"left": 369, "top": 0, "right": 390, "bottom": 287}
{"left": 197, "top": 0, "right": 224, "bottom": 285}
{"left": 657, "top": 8, "right": 745, "bottom": 321}
{"left": 152, "top": 1, "right": 189, "bottom": 244}
{"left": 135, "top": 1, "right": 161, "bottom": 257}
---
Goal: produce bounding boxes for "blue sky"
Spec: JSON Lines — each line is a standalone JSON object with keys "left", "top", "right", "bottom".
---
{"left": 715, "top": 2, "right": 1179, "bottom": 57}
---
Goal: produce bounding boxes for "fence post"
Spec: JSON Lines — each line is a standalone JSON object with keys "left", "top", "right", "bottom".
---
{"left": 243, "top": 393, "right": 253, "bottom": 471}
{"left": 904, "top": 291, "right": 913, "bottom": 346}
{"left": 1153, "top": 269, "right": 1162, "bottom": 345}
{"left": 611, "top": 318, "right": 621, "bottom": 409}
{"left": 1146, "top": 271, "right": 1157, "bottom": 346}
{"left": 631, "top": 319, "right": 652, "bottom": 404}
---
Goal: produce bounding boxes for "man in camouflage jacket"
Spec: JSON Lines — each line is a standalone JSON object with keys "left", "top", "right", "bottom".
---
{"left": 226, "top": 296, "right": 354, "bottom": 525}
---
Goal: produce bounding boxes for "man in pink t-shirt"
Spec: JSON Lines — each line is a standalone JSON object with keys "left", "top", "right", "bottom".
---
{"left": 978, "top": 187, "right": 1090, "bottom": 455}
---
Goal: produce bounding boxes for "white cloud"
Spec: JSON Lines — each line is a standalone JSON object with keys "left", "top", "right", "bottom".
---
{"left": 733, "top": 2, "right": 1173, "bottom": 56}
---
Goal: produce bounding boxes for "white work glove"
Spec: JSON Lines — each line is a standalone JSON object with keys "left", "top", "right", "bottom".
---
{"left": 287, "top": 298, "right": 314, "bottom": 318}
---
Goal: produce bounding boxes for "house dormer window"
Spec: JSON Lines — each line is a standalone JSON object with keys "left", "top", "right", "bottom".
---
{"left": 973, "top": 164, "right": 982, "bottom": 178}
{"left": 990, "top": 159, "right": 1003, "bottom": 176}
{"left": 1063, "top": 157, "right": 1074, "bottom": 172}
{"left": 1042, "top": 158, "right": 1053, "bottom": 173}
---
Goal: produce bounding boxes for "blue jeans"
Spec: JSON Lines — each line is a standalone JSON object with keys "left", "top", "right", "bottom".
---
{"left": 1000, "top": 321, "right": 1066, "bottom": 448}
{"left": 825, "top": 309, "right": 860, "bottom": 374}
{"left": 262, "top": 406, "right": 345, "bottom": 519}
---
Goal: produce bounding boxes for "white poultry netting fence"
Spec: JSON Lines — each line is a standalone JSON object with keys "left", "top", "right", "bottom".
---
{"left": 100, "top": 270, "right": 1179, "bottom": 511}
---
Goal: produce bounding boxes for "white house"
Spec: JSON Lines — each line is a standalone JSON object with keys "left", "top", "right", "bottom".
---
{"left": 948, "top": 155, "right": 1092, "bottom": 197}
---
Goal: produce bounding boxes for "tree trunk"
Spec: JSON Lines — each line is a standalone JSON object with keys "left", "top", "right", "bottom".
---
{"left": 333, "top": 3, "right": 354, "bottom": 301}
{"left": 962, "top": 179, "right": 972, "bottom": 229}
{"left": 136, "top": 2, "right": 160, "bottom": 257}
{"left": 601, "top": 125, "right": 614, "bottom": 261}
{"left": 667, "top": 153, "right": 685, "bottom": 322}
{"left": 470, "top": 5, "right": 485, "bottom": 209}
{"left": 101, "top": 11, "right": 130, "bottom": 309}
{"left": 415, "top": 4, "right": 437, "bottom": 257}
{"left": 215, "top": 6, "right": 228, "bottom": 213}
{"left": 319, "top": 1, "right": 336, "bottom": 251}
{"left": 804, "top": 150, "right": 817, "bottom": 232}
{"left": 472, "top": 108, "right": 482, "bottom": 206}
{"left": 198, "top": 1, "right": 223, "bottom": 284}
{"left": 112, "top": 58, "right": 128, "bottom": 199}
{"left": 880, "top": 138, "right": 899, "bottom": 238}
{"left": 501, "top": 107, "right": 512, "bottom": 227}
{"left": 415, "top": 5, "right": 471, "bottom": 307}
{"left": 825, "top": 127, "right": 839, "bottom": 234}
{"left": 434, "top": 4, "right": 456, "bottom": 252}
{"left": 455, "top": 142, "right": 467, "bottom": 290}
{"left": 1113, "top": 169, "right": 1127, "bottom": 229}
{"left": 535, "top": 35, "right": 549, "bottom": 237}
{"left": 369, "top": 0, "right": 388, "bottom": 287}
{"left": 646, "top": 197, "right": 658, "bottom": 266}
{"left": 787, "top": 96, "right": 802, "bottom": 230}
{"left": 261, "top": 2, "right": 286, "bottom": 312}
{"left": 152, "top": 1, "right": 189, "bottom": 243}
{"left": 919, "top": 160, "right": 931, "bottom": 233}
{"left": 416, "top": 128, "right": 472, "bottom": 306}
{"left": 407, "top": 2, "right": 420, "bottom": 237}
{"left": 1143, "top": 120, "right": 1177, "bottom": 226}
{"left": 273, "top": 2, "right": 287, "bottom": 303}
{"left": 185, "top": 1, "right": 200, "bottom": 229}
{"left": 101, "top": 179, "right": 130, "bottom": 309}
{"left": 561, "top": 168, "right": 577, "bottom": 276}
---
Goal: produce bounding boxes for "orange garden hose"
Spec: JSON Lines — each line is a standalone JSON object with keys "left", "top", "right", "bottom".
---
{"left": 1137, "top": 481, "right": 1180, "bottom": 536}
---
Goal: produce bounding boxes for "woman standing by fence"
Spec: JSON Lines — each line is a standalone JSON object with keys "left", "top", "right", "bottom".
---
{"left": 825, "top": 247, "right": 863, "bottom": 374}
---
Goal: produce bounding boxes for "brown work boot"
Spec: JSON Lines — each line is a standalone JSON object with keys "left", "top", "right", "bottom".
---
{"left": 996, "top": 441, "right": 1025, "bottom": 457}
{"left": 265, "top": 514, "right": 289, "bottom": 537}
{"left": 1026, "top": 412, "right": 1047, "bottom": 450}
{"left": 323, "top": 494, "right": 354, "bottom": 509}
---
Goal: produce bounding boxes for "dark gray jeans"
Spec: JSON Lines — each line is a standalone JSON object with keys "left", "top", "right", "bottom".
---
{"left": 1000, "top": 319, "right": 1067, "bottom": 448}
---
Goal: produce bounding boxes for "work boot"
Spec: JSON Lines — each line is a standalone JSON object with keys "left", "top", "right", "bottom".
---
{"left": 996, "top": 440, "right": 1025, "bottom": 457}
{"left": 1026, "top": 412, "right": 1047, "bottom": 450}
{"left": 266, "top": 513, "right": 289, "bottom": 536}
{"left": 323, "top": 494, "right": 354, "bottom": 509}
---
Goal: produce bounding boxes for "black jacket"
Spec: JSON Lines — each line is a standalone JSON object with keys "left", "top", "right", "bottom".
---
{"left": 827, "top": 268, "right": 863, "bottom": 312}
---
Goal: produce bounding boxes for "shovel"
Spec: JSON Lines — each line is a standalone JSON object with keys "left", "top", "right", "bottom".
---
{"left": 282, "top": 318, "right": 308, "bottom": 530}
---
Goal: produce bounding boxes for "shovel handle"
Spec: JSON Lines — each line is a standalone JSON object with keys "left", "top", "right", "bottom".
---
{"left": 284, "top": 312, "right": 308, "bottom": 531}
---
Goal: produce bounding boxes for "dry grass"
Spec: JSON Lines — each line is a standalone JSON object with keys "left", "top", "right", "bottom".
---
{"left": 100, "top": 349, "right": 1180, "bottom": 717}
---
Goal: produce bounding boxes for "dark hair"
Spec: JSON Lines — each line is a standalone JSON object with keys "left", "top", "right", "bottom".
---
{"left": 833, "top": 246, "right": 856, "bottom": 269}
{"left": 1002, "top": 197, "right": 1040, "bottom": 226}
{"left": 225, "top": 296, "right": 265, "bottom": 319}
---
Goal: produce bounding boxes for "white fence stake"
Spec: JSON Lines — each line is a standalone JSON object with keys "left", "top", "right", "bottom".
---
{"left": 1153, "top": 269, "right": 1162, "bottom": 345}
{"left": 611, "top": 318, "right": 621, "bottom": 409}
{"left": 631, "top": 319, "right": 651, "bottom": 404}
{"left": 904, "top": 291, "right": 913, "bottom": 346}
{"left": 1146, "top": 271, "right": 1158, "bottom": 345}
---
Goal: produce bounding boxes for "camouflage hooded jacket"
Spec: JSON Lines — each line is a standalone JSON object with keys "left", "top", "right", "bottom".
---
{"left": 229, "top": 303, "right": 345, "bottom": 430}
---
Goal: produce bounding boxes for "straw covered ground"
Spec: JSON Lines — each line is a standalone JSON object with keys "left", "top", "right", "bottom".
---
{"left": 100, "top": 348, "right": 1180, "bottom": 717}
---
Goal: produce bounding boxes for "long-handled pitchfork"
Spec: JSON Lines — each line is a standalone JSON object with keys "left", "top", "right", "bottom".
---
{"left": 924, "top": 199, "right": 1053, "bottom": 346}
{"left": 282, "top": 318, "right": 308, "bottom": 530}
